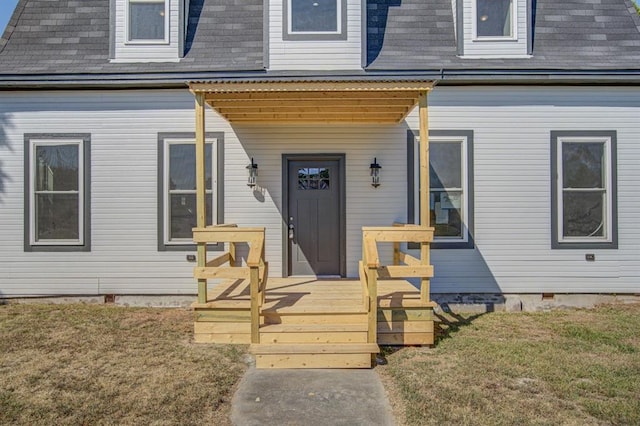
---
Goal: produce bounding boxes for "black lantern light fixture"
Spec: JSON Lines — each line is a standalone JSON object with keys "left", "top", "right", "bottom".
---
{"left": 246, "top": 158, "right": 258, "bottom": 188}
{"left": 370, "top": 158, "right": 381, "bottom": 188}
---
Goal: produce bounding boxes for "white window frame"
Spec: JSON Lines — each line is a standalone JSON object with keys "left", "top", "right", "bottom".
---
{"left": 126, "top": 0, "right": 170, "bottom": 44}
{"left": 163, "top": 138, "right": 217, "bottom": 246}
{"left": 414, "top": 135, "right": 470, "bottom": 245}
{"left": 287, "top": 0, "right": 343, "bottom": 35}
{"left": 556, "top": 136, "right": 613, "bottom": 244}
{"left": 29, "top": 139, "right": 85, "bottom": 246}
{"left": 472, "top": 0, "right": 518, "bottom": 41}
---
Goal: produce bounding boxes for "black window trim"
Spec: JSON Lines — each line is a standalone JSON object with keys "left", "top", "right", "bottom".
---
{"left": 407, "top": 129, "right": 475, "bottom": 250}
{"left": 24, "top": 133, "right": 91, "bottom": 252}
{"left": 157, "top": 132, "right": 225, "bottom": 252}
{"left": 550, "top": 130, "right": 618, "bottom": 250}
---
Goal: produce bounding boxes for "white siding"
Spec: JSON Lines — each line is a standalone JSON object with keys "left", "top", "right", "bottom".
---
{"left": 268, "top": 0, "right": 362, "bottom": 70}
{"left": 112, "top": 0, "right": 181, "bottom": 62}
{"left": 406, "top": 86, "right": 640, "bottom": 294}
{"left": 461, "top": 0, "right": 529, "bottom": 58}
{"left": 1, "top": 86, "right": 639, "bottom": 297}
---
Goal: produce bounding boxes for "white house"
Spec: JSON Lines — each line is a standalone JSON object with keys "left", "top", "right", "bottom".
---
{"left": 1, "top": 0, "right": 640, "bottom": 309}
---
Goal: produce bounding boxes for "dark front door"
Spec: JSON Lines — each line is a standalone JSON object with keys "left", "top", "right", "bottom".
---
{"left": 287, "top": 158, "right": 342, "bottom": 276}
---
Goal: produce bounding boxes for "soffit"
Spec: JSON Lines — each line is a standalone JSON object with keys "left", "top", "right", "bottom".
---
{"left": 189, "top": 80, "right": 434, "bottom": 124}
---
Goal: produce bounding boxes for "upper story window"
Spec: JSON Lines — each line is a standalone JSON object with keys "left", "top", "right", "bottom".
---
{"left": 128, "top": 0, "right": 169, "bottom": 43}
{"left": 475, "top": 0, "right": 515, "bottom": 39}
{"left": 551, "top": 131, "right": 618, "bottom": 249}
{"left": 284, "top": 0, "right": 347, "bottom": 40}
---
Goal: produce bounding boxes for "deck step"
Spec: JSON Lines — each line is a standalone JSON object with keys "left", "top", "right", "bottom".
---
{"left": 259, "top": 323, "right": 368, "bottom": 344}
{"left": 250, "top": 343, "right": 379, "bottom": 369}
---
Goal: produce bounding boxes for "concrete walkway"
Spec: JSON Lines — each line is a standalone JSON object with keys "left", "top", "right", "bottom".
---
{"left": 230, "top": 368, "right": 395, "bottom": 426}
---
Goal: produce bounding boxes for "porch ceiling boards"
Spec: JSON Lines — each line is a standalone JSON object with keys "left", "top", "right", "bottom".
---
{"left": 188, "top": 80, "right": 434, "bottom": 124}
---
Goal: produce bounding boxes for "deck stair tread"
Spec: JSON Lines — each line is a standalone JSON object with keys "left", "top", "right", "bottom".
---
{"left": 250, "top": 343, "right": 380, "bottom": 354}
{"left": 259, "top": 323, "right": 368, "bottom": 333}
{"left": 261, "top": 304, "right": 367, "bottom": 314}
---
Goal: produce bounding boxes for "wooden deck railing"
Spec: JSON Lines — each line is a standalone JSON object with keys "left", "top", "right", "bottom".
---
{"left": 192, "top": 224, "right": 268, "bottom": 343}
{"left": 361, "top": 224, "right": 434, "bottom": 344}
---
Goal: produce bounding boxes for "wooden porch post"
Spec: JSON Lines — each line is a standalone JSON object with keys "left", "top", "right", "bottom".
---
{"left": 418, "top": 91, "right": 431, "bottom": 304}
{"left": 195, "top": 92, "right": 208, "bottom": 304}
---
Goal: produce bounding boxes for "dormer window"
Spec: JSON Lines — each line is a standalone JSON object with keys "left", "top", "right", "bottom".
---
{"left": 475, "top": 0, "right": 515, "bottom": 39}
{"left": 284, "top": 0, "right": 347, "bottom": 40}
{"left": 128, "top": 0, "right": 168, "bottom": 43}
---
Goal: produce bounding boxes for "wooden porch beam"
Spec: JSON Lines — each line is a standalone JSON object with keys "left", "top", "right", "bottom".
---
{"left": 195, "top": 92, "right": 207, "bottom": 304}
{"left": 418, "top": 90, "right": 431, "bottom": 305}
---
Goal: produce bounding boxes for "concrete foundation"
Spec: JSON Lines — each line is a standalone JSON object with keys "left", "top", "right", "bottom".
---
{"left": 3, "top": 293, "right": 639, "bottom": 312}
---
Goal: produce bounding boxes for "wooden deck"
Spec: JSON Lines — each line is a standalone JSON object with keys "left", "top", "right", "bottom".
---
{"left": 193, "top": 277, "right": 435, "bottom": 368}
{"left": 191, "top": 223, "right": 435, "bottom": 369}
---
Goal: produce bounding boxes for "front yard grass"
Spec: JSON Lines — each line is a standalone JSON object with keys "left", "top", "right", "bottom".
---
{"left": 378, "top": 303, "right": 640, "bottom": 425}
{"left": 0, "top": 303, "right": 247, "bottom": 425}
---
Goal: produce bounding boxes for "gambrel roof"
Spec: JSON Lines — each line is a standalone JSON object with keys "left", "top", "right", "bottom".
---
{"left": 1, "top": 0, "right": 639, "bottom": 85}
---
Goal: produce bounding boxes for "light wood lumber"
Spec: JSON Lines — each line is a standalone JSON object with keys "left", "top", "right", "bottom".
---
{"left": 377, "top": 265, "right": 434, "bottom": 278}
{"left": 250, "top": 267, "right": 260, "bottom": 344}
{"left": 254, "top": 353, "right": 372, "bottom": 369}
{"left": 193, "top": 267, "right": 250, "bottom": 280}
{"left": 250, "top": 343, "right": 380, "bottom": 355}
{"left": 398, "top": 251, "right": 421, "bottom": 266}
{"left": 377, "top": 332, "right": 434, "bottom": 346}
{"left": 205, "top": 252, "right": 231, "bottom": 268}
{"left": 377, "top": 320, "right": 435, "bottom": 333}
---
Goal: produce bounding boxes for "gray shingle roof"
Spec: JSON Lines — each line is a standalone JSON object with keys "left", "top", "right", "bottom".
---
{"left": 0, "top": 0, "right": 264, "bottom": 75}
{"left": 366, "top": 0, "right": 640, "bottom": 70}
{"left": 0, "top": 0, "right": 639, "bottom": 81}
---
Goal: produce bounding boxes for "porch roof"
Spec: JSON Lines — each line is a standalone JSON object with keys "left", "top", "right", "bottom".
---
{"left": 188, "top": 79, "right": 435, "bottom": 124}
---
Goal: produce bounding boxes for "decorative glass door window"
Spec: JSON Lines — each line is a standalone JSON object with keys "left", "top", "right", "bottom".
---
{"left": 297, "top": 167, "right": 330, "bottom": 190}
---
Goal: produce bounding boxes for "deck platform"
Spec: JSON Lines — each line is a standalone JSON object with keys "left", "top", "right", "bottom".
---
{"left": 193, "top": 277, "right": 435, "bottom": 368}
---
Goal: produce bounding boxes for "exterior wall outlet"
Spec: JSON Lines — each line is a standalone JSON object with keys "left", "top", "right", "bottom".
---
{"left": 585, "top": 254, "right": 595, "bottom": 262}
{"left": 186, "top": 254, "right": 196, "bottom": 262}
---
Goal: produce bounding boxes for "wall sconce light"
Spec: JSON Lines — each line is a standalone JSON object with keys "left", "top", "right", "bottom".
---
{"left": 246, "top": 158, "right": 258, "bottom": 188}
{"left": 370, "top": 158, "right": 381, "bottom": 188}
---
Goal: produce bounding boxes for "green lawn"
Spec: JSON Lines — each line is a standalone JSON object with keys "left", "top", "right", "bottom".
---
{"left": 378, "top": 303, "right": 640, "bottom": 425}
{"left": 0, "top": 303, "right": 247, "bottom": 425}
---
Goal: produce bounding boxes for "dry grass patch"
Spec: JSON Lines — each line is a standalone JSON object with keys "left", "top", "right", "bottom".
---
{"left": 0, "top": 303, "right": 247, "bottom": 425}
{"left": 378, "top": 303, "right": 640, "bottom": 426}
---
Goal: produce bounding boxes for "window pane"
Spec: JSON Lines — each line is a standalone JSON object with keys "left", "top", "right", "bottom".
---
{"left": 129, "top": 2, "right": 165, "bottom": 40}
{"left": 36, "top": 194, "right": 79, "bottom": 240}
{"left": 563, "top": 191, "right": 604, "bottom": 237}
{"left": 170, "top": 193, "right": 212, "bottom": 240}
{"left": 562, "top": 142, "right": 604, "bottom": 189}
{"left": 169, "top": 144, "right": 212, "bottom": 191}
{"left": 291, "top": 0, "right": 338, "bottom": 32}
{"left": 35, "top": 145, "right": 79, "bottom": 191}
{"left": 477, "top": 0, "right": 512, "bottom": 37}
{"left": 430, "top": 142, "right": 462, "bottom": 189}
{"left": 431, "top": 191, "right": 463, "bottom": 238}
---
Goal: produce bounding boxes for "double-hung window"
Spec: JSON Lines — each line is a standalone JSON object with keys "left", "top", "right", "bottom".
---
{"left": 158, "top": 133, "right": 223, "bottom": 251}
{"left": 284, "top": 0, "right": 347, "bottom": 40}
{"left": 128, "top": 0, "right": 168, "bottom": 43}
{"left": 551, "top": 131, "right": 617, "bottom": 249}
{"left": 408, "top": 130, "right": 474, "bottom": 249}
{"left": 25, "top": 134, "right": 91, "bottom": 251}
{"left": 474, "top": 0, "right": 516, "bottom": 39}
